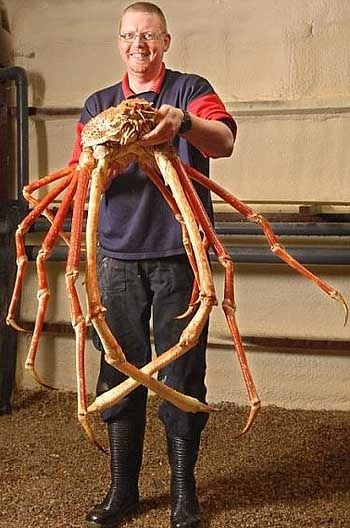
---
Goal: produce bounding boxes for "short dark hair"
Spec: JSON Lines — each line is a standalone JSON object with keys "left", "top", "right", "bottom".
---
{"left": 120, "top": 2, "right": 168, "bottom": 33}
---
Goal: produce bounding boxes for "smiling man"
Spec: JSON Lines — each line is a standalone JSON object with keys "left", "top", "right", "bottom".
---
{"left": 70, "top": 3, "right": 236, "bottom": 528}
{"left": 118, "top": 7, "right": 169, "bottom": 81}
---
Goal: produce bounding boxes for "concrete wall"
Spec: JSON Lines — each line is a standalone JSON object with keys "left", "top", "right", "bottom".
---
{"left": 5, "top": 0, "right": 350, "bottom": 410}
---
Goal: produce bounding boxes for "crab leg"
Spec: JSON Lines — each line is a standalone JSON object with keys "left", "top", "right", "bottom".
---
{"left": 172, "top": 156, "right": 260, "bottom": 435}
{"left": 85, "top": 150, "right": 214, "bottom": 416}
{"left": 88, "top": 148, "right": 217, "bottom": 415}
{"left": 24, "top": 166, "right": 73, "bottom": 194}
{"left": 140, "top": 162, "right": 201, "bottom": 303}
{"left": 64, "top": 152, "right": 105, "bottom": 451}
{"left": 25, "top": 170, "right": 79, "bottom": 388}
{"left": 6, "top": 170, "right": 75, "bottom": 332}
{"left": 186, "top": 165, "right": 348, "bottom": 325}
{"left": 142, "top": 160, "right": 204, "bottom": 319}
{"left": 23, "top": 167, "right": 73, "bottom": 246}
{"left": 175, "top": 234, "right": 210, "bottom": 320}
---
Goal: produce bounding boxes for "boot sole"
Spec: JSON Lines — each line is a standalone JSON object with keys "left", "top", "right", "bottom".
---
{"left": 85, "top": 504, "right": 138, "bottom": 528}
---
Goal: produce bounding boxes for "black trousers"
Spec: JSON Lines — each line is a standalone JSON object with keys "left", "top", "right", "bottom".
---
{"left": 93, "top": 253, "right": 209, "bottom": 438}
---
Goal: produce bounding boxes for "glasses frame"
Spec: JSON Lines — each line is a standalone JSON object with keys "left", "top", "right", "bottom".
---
{"left": 119, "top": 30, "right": 165, "bottom": 43}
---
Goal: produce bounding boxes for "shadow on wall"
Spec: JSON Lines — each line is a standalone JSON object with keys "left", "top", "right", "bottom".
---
{"left": 0, "top": 1, "right": 10, "bottom": 37}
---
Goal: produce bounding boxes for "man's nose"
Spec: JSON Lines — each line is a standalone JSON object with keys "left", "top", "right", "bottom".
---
{"left": 130, "top": 35, "right": 146, "bottom": 47}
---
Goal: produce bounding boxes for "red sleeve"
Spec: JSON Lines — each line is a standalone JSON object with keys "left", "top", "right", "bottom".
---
{"left": 68, "top": 122, "right": 84, "bottom": 167}
{"left": 188, "top": 93, "right": 237, "bottom": 139}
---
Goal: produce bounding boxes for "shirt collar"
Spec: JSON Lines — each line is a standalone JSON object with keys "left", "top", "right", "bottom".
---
{"left": 122, "top": 62, "right": 166, "bottom": 98}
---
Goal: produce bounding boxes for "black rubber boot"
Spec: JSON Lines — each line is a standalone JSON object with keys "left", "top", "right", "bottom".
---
{"left": 167, "top": 435, "right": 201, "bottom": 528}
{"left": 85, "top": 417, "right": 145, "bottom": 528}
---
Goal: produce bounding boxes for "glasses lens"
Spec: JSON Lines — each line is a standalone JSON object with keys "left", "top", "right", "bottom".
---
{"left": 119, "top": 32, "right": 134, "bottom": 41}
{"left": 143, "top": 32, "right": 157, "bottom": 40}
{"left": 119, "top": 31, "right": 162, "bottom": 42}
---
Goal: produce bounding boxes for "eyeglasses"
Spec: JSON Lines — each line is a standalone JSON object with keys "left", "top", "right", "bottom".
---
{"left": 119, "top": 31, "right": 165, "bottom": 42}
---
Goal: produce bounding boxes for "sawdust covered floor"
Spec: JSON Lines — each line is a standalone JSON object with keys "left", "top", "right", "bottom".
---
{"left": 0, "top": 390, "right": 349, "bottom": 528}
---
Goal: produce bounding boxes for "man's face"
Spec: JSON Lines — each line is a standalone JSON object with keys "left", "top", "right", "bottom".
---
{"left": 118, "top": 10, "right": 170, "bottom": 76}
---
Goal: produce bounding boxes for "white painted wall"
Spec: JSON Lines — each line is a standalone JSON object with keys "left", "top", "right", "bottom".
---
{"left": 5, "top": 0, "right": 350, "bottom": 410}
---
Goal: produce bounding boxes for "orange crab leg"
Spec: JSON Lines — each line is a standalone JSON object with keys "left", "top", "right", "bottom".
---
{"left": 171, "top": 155, "right": 261, "bottom": 435}
{"left": 24, "top": 166, "right": 73, "bottom": 194}
{"left": 25, "top": 170, "right": 79, "bottom": 388}
{"left": 88, "top": 148, "right": 218, "bottom": 416}
{"left": 186, "top": 164, "right": 348, "bottom": 325}
{"left": 23, "top": 166, "right": 73, "bottom": 246}
{"left": 6, "top": 170, "right": 75, "bottom": 332}
{"left": 86, "top": 150, "right": 216, "bottom": 417}
{"left": 175, "top": 235, "right": 211, "bottom": 320}
{"left": 142, "top": 160, "right": 205, "bottom": 320}
{"left": 140, "top": 162, "right": 201, "bottom": 306}
{"left": 64, "top": 154, "right": 106, "bottom": 451}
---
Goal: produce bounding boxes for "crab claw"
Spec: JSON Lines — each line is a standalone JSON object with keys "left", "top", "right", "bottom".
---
{"left": 25, "top": 361, "right": 58, "bottom": 391}
{"left": 331, "top": 291, "right": 349, "bottom": 326}
{"left": 174, "top": 298, "right": 200, "bottom": 320}
{"left": 6, "top": 317, "right": 30, "bottom": 333}
{"left": 236, "top": 400, "right": 261, "bottom": 438}
{"left": 79, "top": 414, "right": 108, "bottom": 454}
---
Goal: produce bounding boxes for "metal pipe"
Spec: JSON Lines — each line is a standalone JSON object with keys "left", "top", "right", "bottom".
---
{"left": 0, "top": 215, "right": 349, "bottom": 237}
{"left": 0, "top": 68, "right": 28, "bottom": 413}
{"left": 9, "top": 106, "right": 81, "bottom": 118}
{"left": 3, "top": 202, "right": 350, "bottom": 240}
{"left": 28, "top": 217, "right": 85, "bottom": 233}
{"left": 215, "top": 221, "right": 350, "bottom": 237}
{"left": 24, "top": 244, "right": 350, "bottom": 265}
{"left": 25, "top": 218, "right": 350, "bottom": 238}
{"left": 14, "top": 319, "right": 350, "bottom": 354}
{"left": 214, "top": 246, "right": 350, "bottom": 265}
{"left": 0, "top": 67, "right": 29, "bottom": 208}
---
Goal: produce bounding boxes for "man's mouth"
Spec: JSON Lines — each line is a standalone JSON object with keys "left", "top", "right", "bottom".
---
{"left": 130, "top": 52, "right": 149, "bottom": 60}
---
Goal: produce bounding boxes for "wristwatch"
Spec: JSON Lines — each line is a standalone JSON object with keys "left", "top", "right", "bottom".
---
{"left": 179, "top": 110, "right": 192, "bottom": 134}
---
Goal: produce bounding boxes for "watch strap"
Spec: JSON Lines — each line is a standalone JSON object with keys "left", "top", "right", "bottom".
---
{"left": 179, "top": 110, "right": 192, "bottom": 134}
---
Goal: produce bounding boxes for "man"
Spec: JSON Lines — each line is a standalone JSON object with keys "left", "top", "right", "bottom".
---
{"left": 70, "top": 3, "right": 236, "bottom": 527}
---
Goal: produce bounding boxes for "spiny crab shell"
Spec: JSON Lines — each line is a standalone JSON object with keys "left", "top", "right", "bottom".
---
{"left": 81, "top": 99, "right": 158, "bottom": 148}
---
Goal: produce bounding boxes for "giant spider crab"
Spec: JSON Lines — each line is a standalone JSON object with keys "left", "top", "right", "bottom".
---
{"left": 7, "top": 98, "right": 348, "bottom": 450}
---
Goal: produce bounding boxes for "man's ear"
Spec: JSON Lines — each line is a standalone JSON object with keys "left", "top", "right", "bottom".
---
{"left": 163, "top": 33, "right": 171, "bottom": 52}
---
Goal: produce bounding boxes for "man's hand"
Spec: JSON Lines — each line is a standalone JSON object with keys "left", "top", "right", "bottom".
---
{"left": 140, "top": 103, "right": 234, "bottom": 158}
{"left": 139, "top": 104, "right": 183, "bottom": 146}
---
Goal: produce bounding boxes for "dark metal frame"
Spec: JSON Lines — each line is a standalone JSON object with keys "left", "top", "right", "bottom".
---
{"left": 0, "top": 66, "right": 29, "bottom": 206}
{"left": 0, "top": 67, "right": 28, "bottom": 414}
